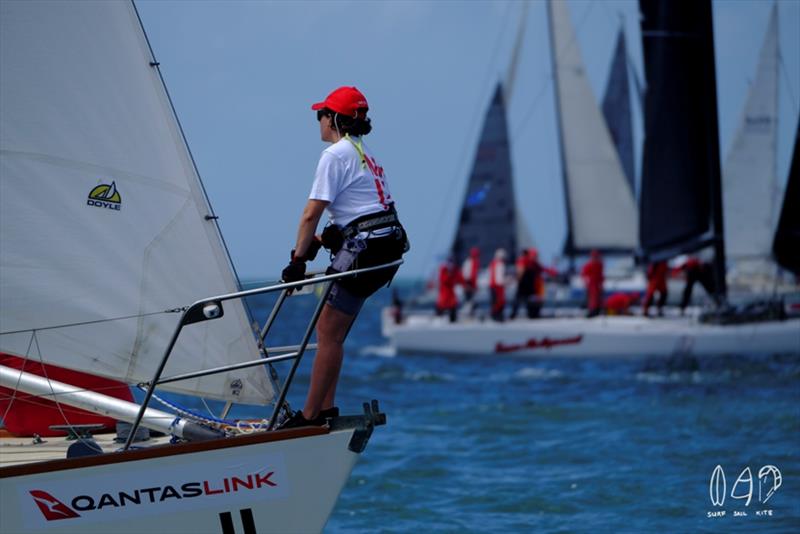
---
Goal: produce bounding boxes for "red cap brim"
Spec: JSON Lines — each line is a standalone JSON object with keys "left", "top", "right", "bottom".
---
{"left": 311, "top": 101, "right": 326, "bottom": 110}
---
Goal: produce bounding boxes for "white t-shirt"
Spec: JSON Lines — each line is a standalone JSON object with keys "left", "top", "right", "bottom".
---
{"left": 308, "top": 136, "right": 394, "bottom": 226}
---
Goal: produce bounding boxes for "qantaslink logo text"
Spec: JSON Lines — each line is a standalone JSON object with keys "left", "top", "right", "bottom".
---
{"left": 30, "top": 471, "right": 277, "bottom": 521}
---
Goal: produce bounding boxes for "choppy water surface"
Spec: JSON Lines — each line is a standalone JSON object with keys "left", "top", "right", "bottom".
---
{"left": 243, "top": 283, "right": 800, "bottom": 533}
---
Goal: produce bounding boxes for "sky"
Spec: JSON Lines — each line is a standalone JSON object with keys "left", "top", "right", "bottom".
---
{"left": 135, "top": 0, "right": 800, "bottom": 282}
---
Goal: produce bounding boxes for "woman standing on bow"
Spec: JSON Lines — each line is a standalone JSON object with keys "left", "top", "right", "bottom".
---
{"left": 279, "top": 86, "right": 408, "bottom": 428}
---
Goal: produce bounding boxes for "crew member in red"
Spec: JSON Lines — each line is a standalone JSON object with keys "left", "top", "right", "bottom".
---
{"left": 436, "top": 257, "right": 464, "bottom": 323}
{"left": 488, "top": 248, "right": 507, "bottom": 321}
{"left": 529, "top": 248, "right": 559, "bottom": 318}
{"left": 512, "top": 248, "right": 560, "bottom": 319}
{"left": 581, "top": 249, "right": 604, "bottom": 317}
{"left": 674, "top": 255, "right": 717, "bottom": 313}
{"left": 509, "top": 249, "right": 531, "bottom": 319}
{"left": 642, "top": 260, "right": 668, "bottom": 317}
{"left": 461, "top": 246, "right": 480, "bottom": 317}
{"left": 605, "top": 292, "right": 639, "bottom": 315}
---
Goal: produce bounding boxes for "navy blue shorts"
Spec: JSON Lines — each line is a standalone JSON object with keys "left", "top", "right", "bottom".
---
{"left": 327, "top": 281, "right": 366, "bottom": 316}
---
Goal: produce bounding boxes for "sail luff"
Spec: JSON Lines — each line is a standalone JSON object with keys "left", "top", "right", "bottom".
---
{"left": 131, "top": 1, "right": 251, "bottom": 309}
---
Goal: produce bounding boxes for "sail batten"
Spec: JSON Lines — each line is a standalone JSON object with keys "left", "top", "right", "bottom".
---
{"left": 0, "top": 1, "right": 274, "bottom": 404}
{"left": 547, "top": 0, "right": 638, "bottom": 255}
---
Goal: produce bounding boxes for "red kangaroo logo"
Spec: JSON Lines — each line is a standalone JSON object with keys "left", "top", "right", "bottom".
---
{"left": 29, "top": 490, "right": 80, "bottom": 521}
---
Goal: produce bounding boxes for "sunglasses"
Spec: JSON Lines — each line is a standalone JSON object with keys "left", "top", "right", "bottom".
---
{"left": 316, "top": 109, "right": 331, "bottom": 122}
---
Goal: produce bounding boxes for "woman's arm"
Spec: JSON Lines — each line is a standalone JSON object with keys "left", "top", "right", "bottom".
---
{"left": 293, "top": 199, "right": 329, "bottom": 259}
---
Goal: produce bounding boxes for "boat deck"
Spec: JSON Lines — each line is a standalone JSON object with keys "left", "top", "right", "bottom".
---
{"left": 0, "top": 430, "right": 172, "bottom": 468}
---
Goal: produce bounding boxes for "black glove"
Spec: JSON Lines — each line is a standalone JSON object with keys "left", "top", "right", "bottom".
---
{"left": 291, "top": 237, "right": 322, "bottom": 262}
{"left": 321, "top": 225, "right": 344, "bottom": 254}
{"left": 281, "top": 260, "right": 306, "bottom": 283}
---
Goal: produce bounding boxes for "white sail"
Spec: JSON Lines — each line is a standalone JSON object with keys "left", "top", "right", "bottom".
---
{"left": 0, "top": 1, "right": 274, "bottom": 404}
{"left": 723, "top": 4, "right": 779, "bottom": 268}
{"left": 548, "top": 0, "right": 638, "bottom": 252}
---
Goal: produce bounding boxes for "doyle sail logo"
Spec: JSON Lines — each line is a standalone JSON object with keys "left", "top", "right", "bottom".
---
{"left": 29, "top": 471, "right": 277, "bottom": 522}
{"left": 87, "top": 181, "right": 122, "bottom": 211}
{"left": 29, "top": 490, "right": 81, "bottom": 521}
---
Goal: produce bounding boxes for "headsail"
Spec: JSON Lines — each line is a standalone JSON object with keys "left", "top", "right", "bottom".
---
{"left": 451, "top": 84, "right": 518, "bottom": 263}
{"left": 0, "top": 1, "right": 274, "bottom": 404}
{"left": 602, "top": 26, "right": 636, "bottom": 196}
{"left": 772, "top": 118, "right": 800, "bottom": 275}
{"left": 637, "top": 0, "right": 726, "bottom": 300}
{"left": 547, "top": 0, "right": 638, "bottom": 255}
{"left": 723, "top": 4, "right": 779, "bottom": 270}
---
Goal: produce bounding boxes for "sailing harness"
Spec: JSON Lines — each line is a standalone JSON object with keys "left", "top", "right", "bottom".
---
{"left": 320, "top": 204, "right": 408, "bottom": 297}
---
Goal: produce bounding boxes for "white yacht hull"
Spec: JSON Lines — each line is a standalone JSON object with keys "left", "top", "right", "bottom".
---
{"left": 383, "top": 312, "right": 800, "bottom": 358}
{"left": 1, "top": 426, "right": 362, "bottom": 534}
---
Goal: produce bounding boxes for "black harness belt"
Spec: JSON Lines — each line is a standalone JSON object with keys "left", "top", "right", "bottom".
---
{"left": 341, "top": 206, "right": 399, "bottom": 240}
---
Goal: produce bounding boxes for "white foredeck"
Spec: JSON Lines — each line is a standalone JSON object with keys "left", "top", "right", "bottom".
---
{"left": 0, "top": 431, "right": 172, "bottom": 468}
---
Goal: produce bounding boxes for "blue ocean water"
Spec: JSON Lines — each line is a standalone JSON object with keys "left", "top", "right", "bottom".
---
{"left": 242, "top": 282, "right": 800, "bottom": 533}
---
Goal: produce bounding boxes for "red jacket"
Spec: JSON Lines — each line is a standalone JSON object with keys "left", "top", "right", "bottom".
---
{"left": 436, "top": 263, "right": 463, "bottom": 310}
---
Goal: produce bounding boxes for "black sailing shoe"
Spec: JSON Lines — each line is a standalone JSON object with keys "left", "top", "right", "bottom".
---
{"left": 277, "top": 407, "right": 339, "bottom": 430}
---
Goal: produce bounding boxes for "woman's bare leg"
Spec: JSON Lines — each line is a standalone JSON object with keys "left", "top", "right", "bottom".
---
{"left": 302, "top": 303, "right": 355, "bottom": 419}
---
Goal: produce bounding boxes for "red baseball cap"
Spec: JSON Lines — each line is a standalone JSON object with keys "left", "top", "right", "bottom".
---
{"left": 311, "top": 86, "right": 369, "bottom": 117}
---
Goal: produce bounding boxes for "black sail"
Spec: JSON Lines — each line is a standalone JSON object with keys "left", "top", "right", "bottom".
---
{"left": 451, "top": 83, "right": 517, "bottom": 264}
{"left": 772, "top": 118, "right": 800, "bottom": 274}
{"left": 638, "top": 0, "right": 726, "bottom": 297}
{"left": 602, "top": 28, "right": 636, "bottom": 195}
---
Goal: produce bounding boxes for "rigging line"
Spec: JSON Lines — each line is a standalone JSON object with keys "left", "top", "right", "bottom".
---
{"left": 0, "top": 308, "right": 185, "bottom": 336}
{"left": 28, "top": 332, "right": 75, "bottom": 432}
{"left": 420, "top": 1, "right": 514, "bottom": 267}
{"left": 511, "top": 0, "right": 596, "bottom": 141}
{"left": 0, "top": 334, "right": 37, "bottom": 425}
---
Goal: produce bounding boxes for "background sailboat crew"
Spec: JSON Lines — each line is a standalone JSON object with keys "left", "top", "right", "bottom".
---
{"left": 281, "top": 86, "right": 408, "bottom": 428}
{"left": 510, "top": 249, "right": 532, "bottom": 319}
{"left": 581, "top": 250, "right": 604, "bottom": 317}
{"left": 510, "top": 248, "right": 558, "bottom": 320}
{"left": 436, "top": 257, "right": 463, "bottom": 323}
{"left": 674, "top": 255, "right": 718, "bottom": 314}
{"left": 642, "top": 260, "right": 668, "bottom": 317}
{"left": 488, "top": 248, "right": 508, "bottom": 321}
{"left": 461, "top": 246, "right": 481, "bottom": 317}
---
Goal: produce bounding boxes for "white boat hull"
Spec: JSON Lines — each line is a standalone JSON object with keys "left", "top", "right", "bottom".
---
{"left": 383, "top": 312, "right": 800, "bottom": 358}
{"left": 1, "top": 427, "right": 361, "bottom": 534}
